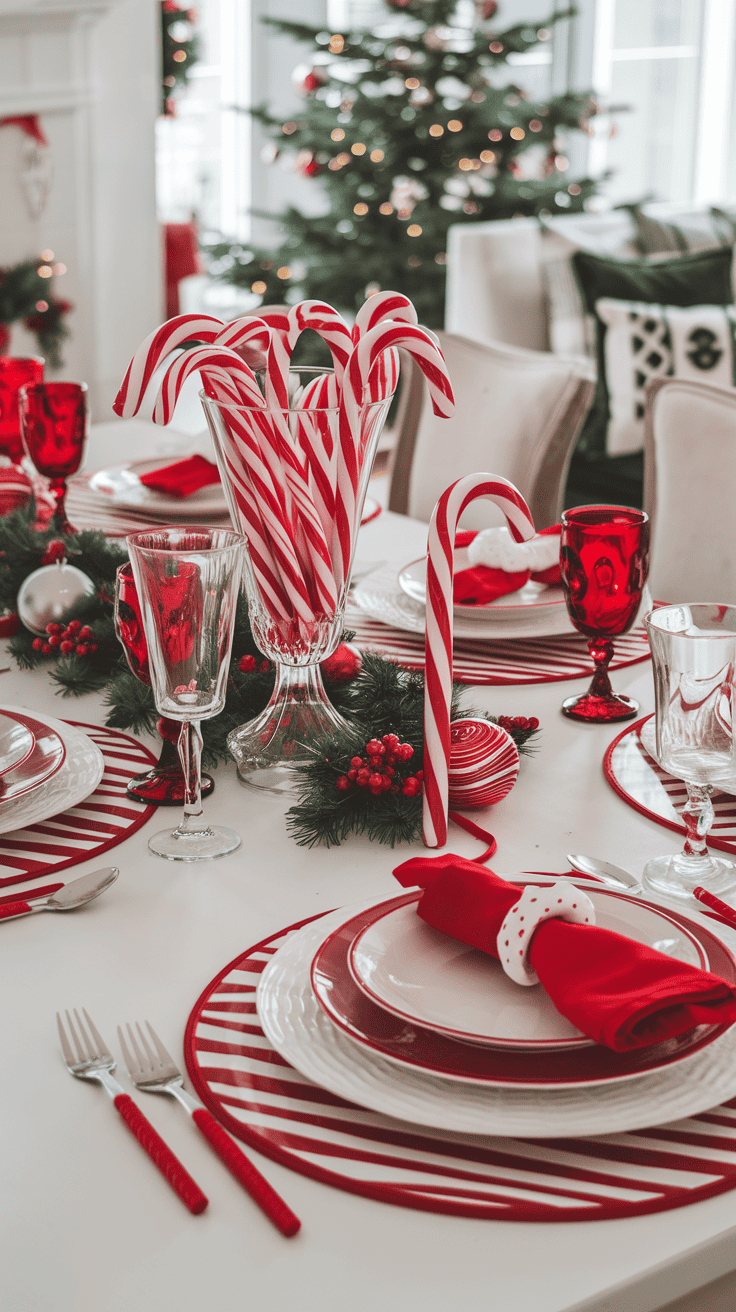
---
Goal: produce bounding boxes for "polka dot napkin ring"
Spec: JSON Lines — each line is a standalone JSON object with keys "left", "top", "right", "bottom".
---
{"left": 496, "top": 882, "right": 596, "bottom": 986}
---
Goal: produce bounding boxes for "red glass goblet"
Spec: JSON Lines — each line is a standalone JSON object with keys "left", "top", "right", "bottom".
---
{"left": 0, "top": 356, "right": 44, "bottom": 461}
{"left": 114, "top": 562, "right": 214, "bottom": 806}
{"left": 18, "top": 381, "right": 88, "bottom": 533}
{"left": 559, "top": 505, "right": 650, "bottom": 722}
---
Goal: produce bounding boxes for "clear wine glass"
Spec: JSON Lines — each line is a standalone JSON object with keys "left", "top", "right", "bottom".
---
{"left": 126, "top": 527, "right": 244, "bottom": 861}
{"left": 559, "top": 505, "right": 650, "bottom": 722}
{"left": 18, "top": 381, "right": 88, "bottom": 532}
{"left": 113, "top": 562, "right": 215, "bottom": 807}
{"left": 642, "top": 602, "right": 736, "bottom": 901}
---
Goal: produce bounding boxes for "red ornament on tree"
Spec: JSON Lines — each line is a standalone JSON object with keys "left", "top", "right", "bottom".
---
{"left": 476, "top": 0, "right": 498, "bottom": 19}
{"left": 296, "top": 149, "right": 323, "bottom": 179}
{"left": 41, "top": 538, "right": 66, "bottom": 566}
{"left": 321, "top": 641, "right": 362, "bottom": 683}
{"left": 292, "top": 63, "right": 328, "bottom": 96}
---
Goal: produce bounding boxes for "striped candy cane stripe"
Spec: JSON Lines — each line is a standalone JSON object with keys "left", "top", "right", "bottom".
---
{"left": 352, "top": 291, "right": 418, "bottom": 342}
{"left": 184, "top": 916, "right": 736, "bottom": 1224}
{"left": 113, "top": 313, "right": 225, "bottom": 417}
{"left": 0, "top": 723, "right": 156, "bottom": 889}
{"left": 288, "top": 302, "right": 353, "bottom": 385}
{"left": 423, "top": 475, "right": 536, "bottom": 848}
{"left": 154, "top": 347, "right": 265, "bottom": 424}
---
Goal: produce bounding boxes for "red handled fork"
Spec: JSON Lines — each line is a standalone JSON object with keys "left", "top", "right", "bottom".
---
{"left": 57, "top": 1009, "right": 208, "bottom": 1214}
{"left": 118, "top": 1020, "right": 301, "bottom": 1237}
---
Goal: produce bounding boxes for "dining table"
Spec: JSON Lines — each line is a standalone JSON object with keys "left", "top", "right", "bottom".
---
{"left": 4, "top": 423, "right": 736, "bottom": 1312}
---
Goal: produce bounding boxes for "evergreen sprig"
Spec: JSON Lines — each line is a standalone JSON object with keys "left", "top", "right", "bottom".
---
{"left": 0, "top": 258, "right": 71, "bottom": 367}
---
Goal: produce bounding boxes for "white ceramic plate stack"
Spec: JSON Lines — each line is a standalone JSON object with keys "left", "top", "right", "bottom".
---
{"left": 351, "top": 558, "right": 578, "bottom": 641}
{"left": 89, "top": 459, "right": 231, "bottom": 522}
{"left": 256, "top": 882, "right": 736, "bottom": 1138}
{"left": 0, "top": 707, "right": 105, "bottom": 833}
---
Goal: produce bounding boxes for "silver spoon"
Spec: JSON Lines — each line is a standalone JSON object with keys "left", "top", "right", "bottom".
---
{"left": 566, "top": 854, "right": 641, "bottom": 892}
{"left": 0, "top": 866, "right": 119, "bottom": 922}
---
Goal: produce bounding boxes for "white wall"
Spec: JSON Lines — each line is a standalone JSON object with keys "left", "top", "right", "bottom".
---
{"left": 0, "top": 0, "right": 162, "bottom": 422}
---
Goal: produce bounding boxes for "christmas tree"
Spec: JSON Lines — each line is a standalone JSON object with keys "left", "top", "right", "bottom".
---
{"left": 206, "top": 1, "right": 599, "bottom": 332}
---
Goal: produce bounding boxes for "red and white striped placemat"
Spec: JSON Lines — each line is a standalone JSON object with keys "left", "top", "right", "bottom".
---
{"left": 0, "top": 722, "right": 157, "bottom": 891}
{"left": 349, "top": 617, "right": 651, "bottom": 686}
{"left": 604, "top": 716, "right": 736, "bottom": 855}
{"left": 184, "top": 915, "right": 736, "bottom": 1222}
{"left": 66, "top": 475, "right": 232, "bottom": 538}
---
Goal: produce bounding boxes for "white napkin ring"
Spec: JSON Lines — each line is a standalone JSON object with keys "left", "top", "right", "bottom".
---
{"left": 496, "top": 882, "right": 596, "bottom": 987}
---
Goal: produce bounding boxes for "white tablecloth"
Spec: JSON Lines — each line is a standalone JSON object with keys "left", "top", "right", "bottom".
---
{"left": 3, "top": 439, "right": 736, "bottom": 1312}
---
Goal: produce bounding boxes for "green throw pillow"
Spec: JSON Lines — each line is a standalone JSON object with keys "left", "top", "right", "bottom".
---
{"left": 572, "top": 245, "right": 734, "bottom": 462}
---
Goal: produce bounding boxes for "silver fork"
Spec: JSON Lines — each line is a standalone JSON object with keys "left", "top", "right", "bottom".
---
{"left": 118, "top": 1021, "right": 300, "bottom": 1237}
{"left": 57, "top": 1009, "right": 207, "bottom": 1214}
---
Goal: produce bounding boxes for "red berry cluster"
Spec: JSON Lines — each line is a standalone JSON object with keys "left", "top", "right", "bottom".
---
{"left": 496, "top": 714, "right": 539, "bottom": 740}
{"left": 32, "top": 619, "right": 98, "bottom": 658}
{"left": 41, "top": 539, "right": 66, "bottom": 567}
{"left": 237, "top": 653, "right": 272, "bottom": 674}
{"left": 335, "top": 734, "right": 423, "bottom": 798}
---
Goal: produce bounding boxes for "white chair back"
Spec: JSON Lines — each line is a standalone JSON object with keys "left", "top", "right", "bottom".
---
{"left": 388, "top": 331, "right": 595, "bottom": 530}
{"left": 644, "top": 377, "right": 736, "bottom": 602}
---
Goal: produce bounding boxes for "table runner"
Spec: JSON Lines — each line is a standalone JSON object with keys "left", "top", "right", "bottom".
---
{"left": 185, "top": 913, "right": 736, "bottom": 1222}
{"left": 604, "top": 717, "right": 736, "bottom": 856}
{"left": 348, "top": 615, "right": 651, "bottom": 686}
{"left": 0, "top": 722, "right": 157, "bottom": 889}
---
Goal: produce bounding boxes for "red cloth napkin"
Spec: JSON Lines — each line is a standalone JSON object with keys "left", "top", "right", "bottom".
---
{"left": 452, "top": 524, "right": 561, "bottom": 606}
{"left": 393, "top": 853, "right": 736, "bottom": 1052}
{"left": 139, "top": 455, "right": 221, "bottom": 499}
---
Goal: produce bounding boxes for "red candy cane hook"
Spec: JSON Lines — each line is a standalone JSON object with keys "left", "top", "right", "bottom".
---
{"left": 422, "top": 474, "right": 536, "bottom": 848}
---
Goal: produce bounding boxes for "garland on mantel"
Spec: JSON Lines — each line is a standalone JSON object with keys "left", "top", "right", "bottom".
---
{"left": 0, "top": 505, "right": 540, "bottom": 845}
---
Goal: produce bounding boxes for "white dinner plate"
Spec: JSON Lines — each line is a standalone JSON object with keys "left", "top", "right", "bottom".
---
{"left": 256, "top": 900, "right": 736, "bottom": 1138}
{"left": 398, "top": 554, "right": 567, "bottom": 623}
{"left": 89, "top": 458, "right": 228, "bottom": 518}
{"left": 348, "top": 889, "right": 707, "bottom": 1050}
{"left": 0, "top": 712, "right": 35, "bottom": 778}
{"left": 351, "top": 564, "right": 578, "bottom": 640}
{"left": 311, "top": 890, "right": 730, "bottom": 1087}
{"left": 0, "top": 708, "right": 104, "bottom": 834}
{"left": 0, "top": 709, "right": 65, "bottom": 801}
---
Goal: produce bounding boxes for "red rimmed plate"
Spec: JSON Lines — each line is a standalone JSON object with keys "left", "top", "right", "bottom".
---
{"left": 0, "top": 709, "right": 66, "bottom": 805}
{"left": 310, "top": 889, "right": 734, "bottom": 1087}
{"left": 398, "top": 553, "right": 567, "bottom": 623}
{"left": 346, "top": 886, "right": 708, "bottom": 1051}
{"left": 0, "top": 712, "right": 34, "bottom": 778}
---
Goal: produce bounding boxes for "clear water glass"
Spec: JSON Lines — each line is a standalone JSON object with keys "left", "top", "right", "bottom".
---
{"left": 127, "top": 528, "right": 244, "bottom": 861}
{"left": 643, "top": 602, "right": 736, "bottom": 900}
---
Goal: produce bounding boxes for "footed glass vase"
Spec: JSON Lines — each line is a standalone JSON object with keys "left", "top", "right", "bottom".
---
{"left": 202, "top": 374, "right": 393, "bottom": 792}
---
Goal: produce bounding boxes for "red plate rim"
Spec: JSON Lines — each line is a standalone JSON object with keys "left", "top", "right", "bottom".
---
{"left": 0, "top": 709, "right": 66, "bottom": 801}
{"left": 311, "top": 887, "right": 735, "bottom": 1087}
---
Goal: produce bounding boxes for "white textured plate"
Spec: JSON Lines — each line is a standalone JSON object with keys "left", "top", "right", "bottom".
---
{"left": 348, "top": 892, "right": 707, "bottom": 1050}
{"left": 0, "top": 713, "right": 34, "bottom": 777}
{"left": 352, "top": 565, "right": 578, "bottom": 640}
{"left": 398, "top": 555, "right": 567, "bottom": 623}
{"left": 0, "top": 708, "right": 104, "bottom": 835}
{"left": 256, "top": 902, "right": 736, "bottom": 1138}
{"left": 89, "top": 458, "right": 228, "bottom": 517}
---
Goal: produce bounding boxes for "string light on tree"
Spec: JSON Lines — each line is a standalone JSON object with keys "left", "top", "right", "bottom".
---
{"left": 205, "top": 0, "right": 602, "bottom": 327}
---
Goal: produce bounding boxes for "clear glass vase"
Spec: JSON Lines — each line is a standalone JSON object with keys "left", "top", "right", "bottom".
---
{"left": 201, "top": 373, "right": 393, "bottom": 792}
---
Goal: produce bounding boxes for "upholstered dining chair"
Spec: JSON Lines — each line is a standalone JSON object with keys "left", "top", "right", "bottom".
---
{"left": 387, "top": 331, "right": 596, "bottom": 530}
{"left": 644, "top": 377, "right": 736, "bottom": 603}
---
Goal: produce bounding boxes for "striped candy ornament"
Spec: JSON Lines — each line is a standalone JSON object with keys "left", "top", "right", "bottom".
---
{"left": 423, "top": 474, "right": 535, "bottom": 848}
{"left": 447, "top": 718, "right": 520, "bottom": 810}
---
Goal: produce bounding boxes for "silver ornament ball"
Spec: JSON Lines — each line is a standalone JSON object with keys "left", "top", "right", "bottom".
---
{"left": 18, "top": 563, "right": 96, "bottom": 636}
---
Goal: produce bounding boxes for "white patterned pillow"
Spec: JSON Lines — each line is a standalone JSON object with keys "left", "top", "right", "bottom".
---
{"left": 595, "top": 299, "right": 736, "bottom": 455}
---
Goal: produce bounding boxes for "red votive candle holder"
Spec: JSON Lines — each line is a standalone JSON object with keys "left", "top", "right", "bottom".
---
{"left": 0, "top": 356, "right": 44, "bottom": 461}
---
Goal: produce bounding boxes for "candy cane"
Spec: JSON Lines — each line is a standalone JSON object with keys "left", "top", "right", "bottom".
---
{"left": 113, "top": 314, "right": 225, "bottom": 417}
{"left": 153, "top": 346, "right": 265, "bottom": 424}
{"left": 332, "top": 322, "right": 454, "bottom": 587}
{"left": 264, "top": 302, "right": 352, "bottom": 409}
{"left": 215, "top": 316, "right": 272, "bottom": 368}
{"left": 352, "top": 291, "right": 417, "bottom": 342}
{"left": 423, "top": 474, "right": 536, "bottom": 848}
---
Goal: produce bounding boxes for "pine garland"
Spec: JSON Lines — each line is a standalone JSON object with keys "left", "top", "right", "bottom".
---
{"left": 161, "top": 2, "right": 200, "bottom": 116}
{"left": 0, "top": 505, "right": 541, "bottom": 843}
